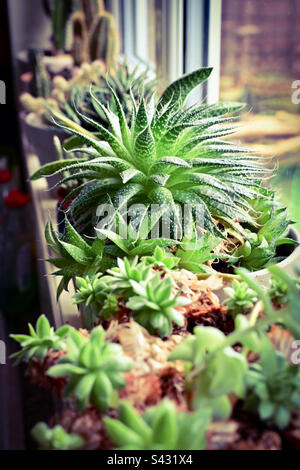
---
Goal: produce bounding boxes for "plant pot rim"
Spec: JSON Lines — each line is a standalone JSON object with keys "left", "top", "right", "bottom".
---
{"left": 24, "top": 112, "right": 67, "bottom": 133}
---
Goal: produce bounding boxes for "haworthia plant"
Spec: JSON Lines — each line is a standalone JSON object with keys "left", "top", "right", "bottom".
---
{"left": 31, "top": 67, "right": 269, "bottom": 240}
{"left": 44, "top": 218, "right": 113, "bottom": 297}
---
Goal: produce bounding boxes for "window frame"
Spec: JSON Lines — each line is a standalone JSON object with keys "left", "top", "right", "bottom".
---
{"left": 110, "top": 0, "right": 222, "bottom": 103}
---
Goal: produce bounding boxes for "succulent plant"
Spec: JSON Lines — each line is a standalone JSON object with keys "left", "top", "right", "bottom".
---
{"left": 22, "top": 60, "right": 156, "bottom": 132}
{"left": 70, "top": 60, "right": 156, "bottom": 128}
{"left": 244, "top": 336, "right": 300, "bottom": 429}
{"left": 102, "top": 256, "right": 189, "bottom": 336}
{"left": 88, "top": 11, "right": 118, "bottom": 68}
{"left": 169, "top": 326, "right": 247, "bottom": 419}
{"left": 233, "top": 197, "right": 296, "bottom": 271}
{"left": 224, "top": 279, "right": 258, "bottom": 317}
{"left": 74, "top": 256, "right": 188, "bottom": 336}
{"left": 31, "top": 67, "right": 268, "bottom": 244}
{"left": 176, "top": 233, "right": 233, "bottom": 274}
{"left": 43, "top": 0, "right": 75, "bottom": 52}
{"left": 31, "top": 422, "right": 84, "bottom": 450}
{"left": 104, "top": 399, "right": 211, "bottom": 450}
{"left": 45, "top": 218, "right": 113, "bottom": 297}
{"left": 74, "top": 273, "right": 110, "bottom": 310}
{"left": 98, "top": 216, "right": 231, "bottom": 274}
{"left": 10, "top": 315, "right": 69, "bottom": 364}
{"left": 142, "top": 246, "right": 180, "bottom": 271}
{"left": 125, "top": 272, "right": 189, "bottom": 337}
{"left": 238, "top": 266, "right": 300, "bottom": 339}
{"left": 97, "top": 211, "right": 180, "bottom": 259}
{"left": 74, "top": 274, "right": 119, "bottom": 321}
{"left": 66, "top": 0, "right": 118, "bottom": 67}
{"left": 102, "top": 256, "right": 155, "bottom": 295}
{"left": 28, "top": 49, "right": 52, "bottom": 99}
{"left": 47, "top": 325, "right": 133, "bottom": 411}
{"left": 268, "top": 270, "right": 300, "bottom": 306}
{"left": 67, "top": 11, "right": 90, "bottom": 65}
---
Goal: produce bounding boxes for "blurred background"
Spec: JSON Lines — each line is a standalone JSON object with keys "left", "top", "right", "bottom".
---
{"left": 0, "top": 0, "right": 299, "bottom": 449}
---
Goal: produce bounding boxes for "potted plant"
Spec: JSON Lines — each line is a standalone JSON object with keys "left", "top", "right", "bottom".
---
{"left": 30, "top": 66, "right": 300, "bottom": 282}
{"left": 10, "top": 263, "right": 300, "bottom": 450}
{"left": 19, "top": 0, "right": 123, "bottom": 168}
{"left": 20, "top": 51, "right": 156, "bottom": 169}
{"left": 10, "top": 66, "right": 300, "bottom": 451}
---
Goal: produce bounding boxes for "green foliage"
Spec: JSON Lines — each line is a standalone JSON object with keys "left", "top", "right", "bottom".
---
{"left": 125, "top": 272, "right": 188, "bottom": 337}
{"left": 45, "top": 218, "right": 113, "bottom": 297}
{"left": 244, "top": 336, "right": 300, "bottom": 429}
{"left": 69, "top": 61, "right": 156, "bottom": 129}
{"left": 74, "top": 274, "right": 119, "bottom": 320}
{"left": 31, "top": 67, "right": 268, "bottom": 243}
{"left": 268, "top": 271, "right": 300, "bottom": 306}
{"left": 74, "top": 256, "right": 188, "bottom": 336}
{"left": 238, "top": 266, "right": 300, "bottom": 339}
{"left": 10, "top": 315, "right": 69, "bottom": 364}
{"left": 176, "top": 233, "right": 232, "bottom": 273}
{"left": 233, "top": 197, "right": 296, "bottom": 271}
{"left": 88, "top": 11, "right": 118, "bottom": 68}
{"left": 98, "top": 215, "right": 231, "bottom": 274}
{"left": 47, "top": 325, "right": 133, "bottom": 411}
{"left": 168, "top": 326, "right": 247, "bottom": 419}
{"left": 104, "top": 399, "right": 211, "bottom": 450}
{"left": 102, "top": 257, "right": 154, "bottom": 295}
{"left": 142, "top": 246, "right": 180, "bottom": 271}
{"left": 28, "top": 49, "right": 51, "bottom": 99}
{"left": 31, "top": 422, "right": 84, "bottom": 450}
{"left": 43, "top": 0, "right": 75, "bottom": 51}
{"left": 97, "top": 211, "right": 181, "bottom": 260}
{"left": 224, "top": 279, "right": 257, "bottom": 317}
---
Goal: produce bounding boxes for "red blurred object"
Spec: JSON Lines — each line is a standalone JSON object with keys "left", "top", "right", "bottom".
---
{"left": 56, "top": 187, "right": 73, "bottom": 210}
{"left": 0, "top": 169, "right": 12, "bottom": 183}
{"left": 4, "top": 188, "right": 31, "bottom": 208}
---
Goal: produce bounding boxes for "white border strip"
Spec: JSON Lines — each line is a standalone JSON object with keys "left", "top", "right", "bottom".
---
{"left": 207, "top": 0, "right": 222, "bottom": 104}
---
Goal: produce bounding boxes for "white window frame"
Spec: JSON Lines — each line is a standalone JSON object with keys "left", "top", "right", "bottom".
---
{"left": 110, "top": 0, "right": 222, "bottom": 102}
{"left": 206, "top": 0, "right": 222, "bottom": 104}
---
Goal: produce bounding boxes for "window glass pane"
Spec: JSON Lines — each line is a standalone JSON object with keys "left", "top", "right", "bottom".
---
{"left": 220, "top": 0, "right": 300, "bottom": 229}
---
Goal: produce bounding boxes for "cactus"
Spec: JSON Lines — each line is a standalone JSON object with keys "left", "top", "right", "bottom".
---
{"left": 43, "top": 0, "right": 76, "bottom": 52}
{"left": 67, "top": 11, "right": 89, "bottom": 65}
{"left": 81, "top": 0, "right": 105, "bottom": 29}
{"left": 88, "top": 12, "right": 118, "bottom": 70}
{"left": 28, "top": 49, "right": 52, "bottom": 99}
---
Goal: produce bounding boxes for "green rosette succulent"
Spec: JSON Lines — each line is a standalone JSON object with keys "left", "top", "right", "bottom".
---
{"left": 47, "top": 325, "right": 133, "bottom": 411}
{"left": 104, "top": 399, "right": 211, "bottom": 450}
{"left": 31, "top": 422, "right": 84, "bottom": 450}
{"left": 244, "top": 336, "right": 300, "bottom": 429}
{"left": 10, "top": 314, "right": 70, "bottom": 364}
{"left": 126, "top": 272, "right": 189, "bottom": 337}
{"left": 224, "top": 279, "right": 258, "bottom": 317}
